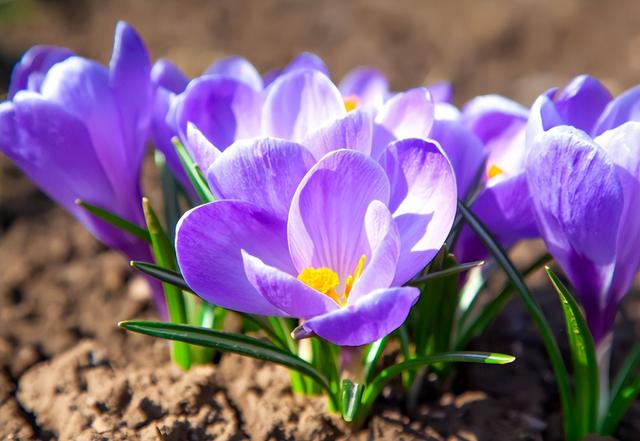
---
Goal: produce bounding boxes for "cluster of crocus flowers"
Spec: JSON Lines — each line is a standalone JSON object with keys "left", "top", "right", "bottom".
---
{"left": 2, "top": 20, "right": 639, "bottom": 435}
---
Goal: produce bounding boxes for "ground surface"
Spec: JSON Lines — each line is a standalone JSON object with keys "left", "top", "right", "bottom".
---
{"left": 1, "top": 1, "right": 640, "bottom": 440}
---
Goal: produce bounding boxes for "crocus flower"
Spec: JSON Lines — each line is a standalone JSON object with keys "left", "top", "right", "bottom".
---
{"left": 442, "top": 94, "right": 537, "bottom": 263}
{"left": 0, "top": 22, "right": 166, "bottom": 315}
{"left": 176, "top": 141, "right": 456, "bottom": 346}
{"left": 525, "top": 75, "right": 640, "bottom": 343}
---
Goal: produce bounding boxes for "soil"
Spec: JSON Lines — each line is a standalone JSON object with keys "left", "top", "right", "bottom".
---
{"left": 1, "top": 1, "right": 640, "bottom": 440}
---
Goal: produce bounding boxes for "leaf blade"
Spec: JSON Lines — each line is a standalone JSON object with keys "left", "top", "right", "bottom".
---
{"left": 76, "top": 199, "right": 150, "bottom": 243}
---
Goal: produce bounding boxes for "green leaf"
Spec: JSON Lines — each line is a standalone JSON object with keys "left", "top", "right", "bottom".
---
{"left": 546, "top": 267, "right": 599, "bottom": 435}
{"left": 142, "top": 198, "right": 191, "bottom": 370}
{"left": 340, "top": 379, "right": 365, "bottom": 422}
{"left": 409, "top": 259, "right": 485, "bottom": 285}
{"left": 76, "top": 199, "right": 150, "bottom": 243}
{"left": 457, "top": 201, "right": 576, "bottom": 441}
{"left": 456, "top": 253, "right": 552, "bottom": 350}
{"left": 363, "top": 337, "right": 388, "bottom": 383}
{"left": 173, "top": 138, "right": 215, "bottom": 203}
{"left": 130, "top": 260, "right": 191, "bottom": 292}
{"left": 354, "top": 351, "right": 514, "bottom": 427}
{"left": 119, "top": 320, "right": 336, "bottom": 408}
{"left": 600, "top": 345, "right": 640, "bottom": 434}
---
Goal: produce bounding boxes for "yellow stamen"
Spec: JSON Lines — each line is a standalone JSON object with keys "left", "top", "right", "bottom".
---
{"left": 343, "top": 95, "right": 360, "bottom": 112}
{"left": 487, "top": 164, "right": 505, "bottom": 179}
{"left": 297, "top": 255, "right": 367, "bottom": 307}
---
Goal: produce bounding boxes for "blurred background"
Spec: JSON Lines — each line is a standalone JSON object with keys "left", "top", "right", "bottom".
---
{"left": 2, "top": 0, "right": 640, "bottom": 105}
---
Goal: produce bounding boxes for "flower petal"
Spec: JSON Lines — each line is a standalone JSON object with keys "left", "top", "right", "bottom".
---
{"left": 379, "top": 138, "right": 457, "bottom": 284}
{"left": 428, "top": 81, "right": 453, "bottom": 104}
{"left": 288, "top": 150, "right": 390, "bottom": 281}
{"left": 108, "top": 21, "right": 152, "bottom": 169}
{"left": 207, "top": 137, "right": 315, "bottom": 219}
{"left": 241, "top": 250, "right": 338, "bottom": 319}
{"left": 429, "top": 118, "right": 486, "bottom": 199}
{"left": 526, "top": 126, "right": 623, "bottom": 338}
{"left": 151, "top": 59, "right": 188, "bottom": 93}
{"left": 462, "top": 94, "right": 528, "bottom": 145}
{"left": 302, "top": 109, "right": 373, "bottom": 160}
{"left": 8, "top": 45, "right": 74, "bottom": 98}
{"left": 177, "top": 75, "right": 262, "bottom": 150}
{"left": 595, "top": 122, "right": 640, "bottom": 303}
{"left": 205, "top": 56, "right": 263, "bottom": 91}
{"left": 373, "top": 87, "right": 434, "bottom": 158}
{"left": 554, "top": 75, "right": 612, "bottom": 134}
{"left": 175, "top": 201, "right": 293, "bottom": 315}
{"left": 262, "top": 69, "right": 346, "bottom": 142}
{"left": 282, "top": 52, "right": 330, "bottom": 77}
{"left": 339, "top": 67, "right": 389, "bottom": 110}
{"left": 348, "top": 201, "right": 400, "bottom": 302}
{"left": 525, "top": 92, "right": 563, "bottom": 147}
{"left": 299, "top": 287, "right": 419, "bottom": 346}
{"left": 593, "top": 85, "right": 640, "bottom": 135}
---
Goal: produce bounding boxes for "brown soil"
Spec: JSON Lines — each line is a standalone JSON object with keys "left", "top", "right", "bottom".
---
{"left": 1, "top": 1, "right": 640, "bottom": 440}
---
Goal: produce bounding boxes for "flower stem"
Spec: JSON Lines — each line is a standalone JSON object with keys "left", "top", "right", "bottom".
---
{"left": 597, "top": 332, "right": 613, "bottom": 426}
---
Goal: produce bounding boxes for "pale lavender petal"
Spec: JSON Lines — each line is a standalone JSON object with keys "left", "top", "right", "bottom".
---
{"left": 302, "top": 109, "right": 373, "bottom": 160}
{"left": 299, "top": 287, "right": 419, "bottom": 346}
{"left": 348, "top": 201, "right": 401, "bottom": 302}
{"left": 108, "top": 21, "right": 152, "bottom": 169}
{"left": 373, "top": 87, "right": 434, "bottom": 158}
{"left": 207, "top": 137, "right": 315, "bottom": 219}
{"left": 525, "top": 92, "right": 563, "bottom": 147}
{"left": 429, "top": 81, "right": 453, "bottom": 104}
{"left": 8, "top": 45, "right": 74, "bottom": 98}
{"left": 379, "top": 138, "right": 457, "bottom": 284}
{"left": 283, "top": 52, "right": 329, "bottom": 77}
{"left": 288, "top": 150, "right": 390, "bottom": 281}
{"left": 339, "top": 67, "right": 389, "bottom": 110}
{"left": 178, "top": 75, "right": 262, "bottom": 150}
{"left": 262, "top": 69, "right": 346, "bottom": 142}
{"left": 462, "top": 94, "right": 528, "bottom": 145}
{"left": 39, "top": 58, "right": 134, "bottom": 201}
{"left": 595, "top": 122, "right": 640, "bottom": 304}
{"left": 429, "top": 119, "right": 486, "bottom": 199}
{"left": 175, "top": 201, "right": 293, "bottom": 315}
{"left": 593, "top": 85, "right": 640, "bottom": 135}
{"left": 526, "top": 126, "right": 623, "bottom": 340}
{"left": 205, "top": 56, "right": 263, "bottom": 91}
{"left": 241, "top": 250, "right": 338, "bottom": 319}
{"left": 554, "top": 75, "right": 612, "bottom": 134}
{"left": 185, "top": 122, "right": 222, "bottom": 173}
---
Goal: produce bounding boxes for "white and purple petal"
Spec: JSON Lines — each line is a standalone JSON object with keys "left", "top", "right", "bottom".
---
{"left": 205, "top": 56, "right": 263, "bottom": 91}
{"left": 339, "top": 67, "right": 389, "bottom": 111}
{"left": 176, "top": 201, "right": 293, "bottom": 315}
{"left": 302, "top": 109, "right": 373, "bottom": 160}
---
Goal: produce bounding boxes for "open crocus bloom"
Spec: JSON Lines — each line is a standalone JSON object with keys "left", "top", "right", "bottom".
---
{"left": 0, "top": 22, "right": 166, "bottom": 316}
{"left": 526, "top": 123, "right": 640, "bottom": 343}
{"left": 176, "top": 143, "right": 456, "bottom": 346}
{"left": 446, "top": 94, "right": 538, "bottom": 262}
{"left": 151, "top": 53, "right": 393, "bottom": 189}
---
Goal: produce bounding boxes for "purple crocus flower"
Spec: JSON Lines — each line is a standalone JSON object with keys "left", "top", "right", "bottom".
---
{"left": 176, "top": 141, "right": 456, "bottom": 346}
{"left": 0, "top": 22, "right": 166, "bottom": 316}
{"left": 437, "top": 94, "right": 537, "bottom": 263}
{"left": 525, "top": 75, "right": 640, "bottom": 343}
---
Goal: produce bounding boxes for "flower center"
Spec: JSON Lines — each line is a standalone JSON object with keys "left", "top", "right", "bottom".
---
{"left": 343, "top": 95, "right": 360, "bottom": 112}
{"left": 297, "top": 255, "right": 366, "bottom": 306}
{"left": 487, "top": 164, "right": 505, "bottom": 179}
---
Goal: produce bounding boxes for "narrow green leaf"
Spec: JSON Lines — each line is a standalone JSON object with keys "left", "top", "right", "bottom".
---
{"left": 340, "top": 379, "right": 365, "bottom": 422}
{"left": 76, "top": 199, "right": 150, "bottom": 243}
{"left": 600, "top": 345, "right": 640, "bottom": 434}
{"left": 355, "top": 351, "right": 514, "bottom": 426}
{"left": 142, "top": 198, "right": 191, "bottom": 370}
{"left": 456, "top": 253, "right": 552, "bottom": 350}
{"left": 546, "top": 267, "right": 599, "bottom": 435}
{"left": 173, "top": 138, "right": 215, "bottom": 203}
{"left": 119, "top": 320, "right": 336, "bottom": 407}
{"left": 457, "top": 202, "right": 575, "bottom": 441}
{"left": 130, "top": 260, "right": 191, "bottom": 292}
{"left": 410, "top": 260, "right": 485, "bottom": 285}
{"left": 363, "top": 337, "right": 388, "bottom": 383}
